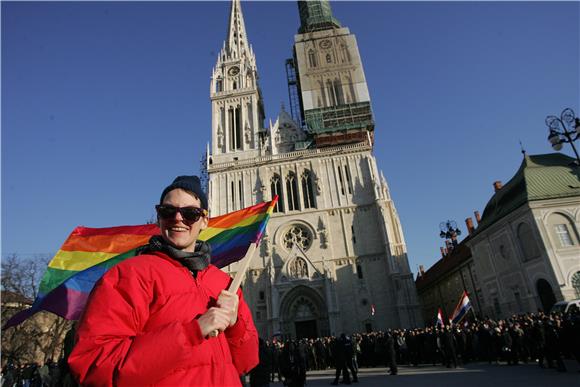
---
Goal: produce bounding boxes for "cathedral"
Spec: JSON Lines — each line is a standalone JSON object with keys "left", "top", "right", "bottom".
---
{"left": 205, "top": 0, "right": 421, "bottom": 339}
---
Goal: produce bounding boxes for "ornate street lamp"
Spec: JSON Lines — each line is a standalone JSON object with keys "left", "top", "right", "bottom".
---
{"left": 546, "top": 108, "right": 580, "bottom": 165}
{"left": 439, "top": 220, "right": 461, "bottom": 250}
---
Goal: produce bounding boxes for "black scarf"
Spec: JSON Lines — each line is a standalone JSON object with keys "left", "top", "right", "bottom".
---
{"left": 138, "top": 235, "right": 211, "bottom": 275}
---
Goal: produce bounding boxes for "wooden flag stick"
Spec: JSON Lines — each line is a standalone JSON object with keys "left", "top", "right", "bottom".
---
{"left": 228, "top": 242, "right": 258, "bottom": 293}
{"left": 209, "top": 242, "right": 259, "bottom": 337}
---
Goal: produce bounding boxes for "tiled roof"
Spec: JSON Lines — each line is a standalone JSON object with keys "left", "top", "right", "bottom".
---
{"left": 474, "top": 153, "right": 580, "bottom": 235}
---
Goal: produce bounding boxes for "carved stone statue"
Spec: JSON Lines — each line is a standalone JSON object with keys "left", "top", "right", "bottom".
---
{"left": 290, "top": 257, "right": 308, "bottom": 279}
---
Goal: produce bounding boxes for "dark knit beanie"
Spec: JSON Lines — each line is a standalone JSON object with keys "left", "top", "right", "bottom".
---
{"left": 159, "top": 176, "right": 208, "bottom": 210}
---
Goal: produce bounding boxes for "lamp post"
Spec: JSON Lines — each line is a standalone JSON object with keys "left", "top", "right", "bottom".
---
{"left": 546, "top": 108, "right": 580, "bottom": 165}
{"left": 439, "top": 220, "right": 461, "bottom": 252}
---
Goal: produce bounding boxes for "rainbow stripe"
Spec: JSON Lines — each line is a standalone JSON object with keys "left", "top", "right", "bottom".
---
{"left": 4, "top": 197, "right": 277, "bottom": 328}
{"left": 199, "top": 197, "right": 276, "bottom": 268}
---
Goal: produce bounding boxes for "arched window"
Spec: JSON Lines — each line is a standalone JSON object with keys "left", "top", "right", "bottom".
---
{"left": 337, "top": 166, "right": 345, "bottom": 195}
{"left": 334, "top": 79, "right": 345, "bottom": 105}
{"left": 536, "top": 279, "right": 557, "bottom": 312}
{"left": 341, "top": 44, "right": 350, "bottom": 63}
{"left": 286, "top": 172, "right": 300, "bottom": 211}
{"left": 356, "top": 264, "right": 363, "bottom": 279}
{"left": 548, "top": 213, "right": 578, "bottom": 248}
{"left": 228, "top": 106, "right": 242, "bottom": 151}
{"left": 238, "top": 180, "right": 244, "bottom": 208}
{"left": 572, "top": 271, "right": 580, "bottom": 299}
{"left": 318, "top": 80, "right": 327, "bottom": 108}
{"left": 517, "top": 222, "right": 540, "bottom": 261}
{"left": 326, "top": 53, "right": 332, "bottom": 63}
{"left": 215, "top": 78, "right": 223, "bottom": 93}
{"left": 326, "top": 79, "right": 336, "bottom": 106}
{"left": 230, "top": 181, "right": 235, "bottom": 211}
{"left": 271, "top": 174, "right": 284, "bottom": 213}
{"left": 301, "top": 170, "right": 316, "bottom": 209}
{"left": 343, "top": 165, "right": 352, "bottom": 194}
{"left": 308, "top": 49, "right": 317, "bottom": 67}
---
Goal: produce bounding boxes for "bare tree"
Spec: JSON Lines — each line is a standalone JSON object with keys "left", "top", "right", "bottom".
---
{"left": 2, "top": 254, "right": 73, "bottom": 365}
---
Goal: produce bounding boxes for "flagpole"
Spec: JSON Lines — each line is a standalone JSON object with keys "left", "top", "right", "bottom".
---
{"left": 470, "top": 304, "right": 477, "bottom": 322}
{"left": 228, "top": 242, "right": 258, "bottom": 293}
{"left": 210, "top": 242, "right": 259, "bottom": 337}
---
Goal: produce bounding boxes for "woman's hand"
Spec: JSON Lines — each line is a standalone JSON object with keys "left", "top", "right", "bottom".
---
{"left": 197, "top": 307, "right": 231, "bottom": 337}
{"left": 217, "top": 290, "right": 239, "bottom": 326}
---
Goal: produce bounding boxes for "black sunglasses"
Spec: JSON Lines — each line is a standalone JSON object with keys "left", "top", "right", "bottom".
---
{"left": 155, "top": 205, "right": 207, "bottom": 222}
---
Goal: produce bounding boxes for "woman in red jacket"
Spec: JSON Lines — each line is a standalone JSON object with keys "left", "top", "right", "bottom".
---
{"left": 69, "top": 176, "right": 259, "bottom": 386}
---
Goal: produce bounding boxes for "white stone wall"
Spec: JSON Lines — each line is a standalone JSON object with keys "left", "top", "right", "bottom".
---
{"left": 294, "top": 27, "right": 370, "bottom": 110}
{"left": 208, "top": 143, "right": 421, "bottom": 336}
{"left": 467, "top": 197, "right": 580, "bottom": 318}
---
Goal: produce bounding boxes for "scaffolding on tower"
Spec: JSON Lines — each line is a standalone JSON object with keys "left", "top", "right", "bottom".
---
{"left": 285, "top": 58, "right": 304, "bottom": 128}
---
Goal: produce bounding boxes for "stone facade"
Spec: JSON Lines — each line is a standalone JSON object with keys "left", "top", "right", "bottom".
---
{"left": 467, "top": 189, "right": 580, "bottom": 317}
{"left": 417, "top": 153, "right": 580, "bottom": 322}
{"left": 206, "top": 0, "right": 421, "bottom": 339}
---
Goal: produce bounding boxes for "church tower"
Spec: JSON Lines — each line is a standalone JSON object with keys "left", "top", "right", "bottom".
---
{"left": 210, "top": 0, "right": 265, "bottom": 163}
{"left": 207, "top": 0, "right": 422, "bottom": 338}
{"left": 290, "top": 0, "right": 373, "bottom": 147}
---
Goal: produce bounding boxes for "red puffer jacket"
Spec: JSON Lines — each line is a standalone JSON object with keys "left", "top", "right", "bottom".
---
{"left": 68, "top": 251, "right": 259, "bottom": 386}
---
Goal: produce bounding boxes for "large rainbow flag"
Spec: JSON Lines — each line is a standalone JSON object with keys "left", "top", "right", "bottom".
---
{"left": 4, "top": 197, "right": 277, "bottom": 328}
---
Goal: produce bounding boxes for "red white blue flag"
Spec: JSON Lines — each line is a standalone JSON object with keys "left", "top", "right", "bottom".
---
{"left": 436, "top": 308, "right": 444, "bottom": 327}
{"left": 450, "top": 291, "right": 472, "bottom": 324}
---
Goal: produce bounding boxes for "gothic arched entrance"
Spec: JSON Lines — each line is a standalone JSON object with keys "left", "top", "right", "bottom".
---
{"left": 536, "top": 279, "right": 557, "bottom": 312}
{"left": 279, "top": 285, "right": 328, "bottom": 339}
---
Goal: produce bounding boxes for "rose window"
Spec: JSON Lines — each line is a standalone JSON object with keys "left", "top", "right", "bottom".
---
{"left": 283, "top": 225, "right": 312, "bottom": 250}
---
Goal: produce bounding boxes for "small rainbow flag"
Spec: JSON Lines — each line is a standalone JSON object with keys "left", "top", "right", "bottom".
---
{"left": 4, "top": 197, "right": 277, "bottom": 328}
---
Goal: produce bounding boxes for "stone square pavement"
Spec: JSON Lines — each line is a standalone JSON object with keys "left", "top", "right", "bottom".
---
{"left": 267, "top": 360, "right": 580, "bottom": 387}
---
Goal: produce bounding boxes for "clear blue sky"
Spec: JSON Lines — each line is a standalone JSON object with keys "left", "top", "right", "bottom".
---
{"left": 3, "top": 1, "right": 579, "bottom": 274}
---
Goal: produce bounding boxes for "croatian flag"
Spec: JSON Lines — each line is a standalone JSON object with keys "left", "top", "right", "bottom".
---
{"left": 436, "top": 308, "right": 444, "bottom": 327}
{"left": 451, "top": 291, "right": 472, "bottom": 324}
{"left": 371, "top": 304, "right": 376, "bottom": 316}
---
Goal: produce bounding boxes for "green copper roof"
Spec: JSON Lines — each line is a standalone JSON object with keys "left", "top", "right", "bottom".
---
{"left": 298, "top": 0, "right": 341, "bottom": 33}
{"left": 475, "top": 153, "right": 580, "bottom": 234}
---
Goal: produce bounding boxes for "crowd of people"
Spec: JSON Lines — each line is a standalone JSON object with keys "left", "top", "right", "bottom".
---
{"left": 250, "top": 309, "right": 580, "bottom": 386}
{"left": 0, "top": 359, "right": 77, "bottom": 387}
{"left": 2, "top": 311, "right": 578, "bottom": 387}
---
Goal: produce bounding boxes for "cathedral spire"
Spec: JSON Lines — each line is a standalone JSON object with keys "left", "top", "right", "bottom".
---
{"left": 225, "top": 0, "right": 250, "bottom": 59}
{"left": 210, "top": 0, "right": 264, "bottom": 158}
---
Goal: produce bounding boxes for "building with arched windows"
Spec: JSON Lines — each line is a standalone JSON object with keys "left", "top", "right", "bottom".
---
{"left": 205, "top": 0, "right": 421, "bottom": 338}
{"left": 465, "top": 153, "right": 580, "bottom": 316}
{"left": 416, "top": 152, "right": 580, "bottom": 322}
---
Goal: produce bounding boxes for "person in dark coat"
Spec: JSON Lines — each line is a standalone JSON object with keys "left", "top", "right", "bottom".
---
{"left": 281, "top": 341, "right": 306, "bottom": 387}
{"left": 509, "top": 323, "right": 524, "bottom": 365}
{"left": 385, "top": 330, "right": 398, "bottom": 376}
{"left": 344, "top": 336, "right": 358, "bottom": 382}
{"left": 331, "top": 334, "right": 351, "bottom": 385}
{"left": 315, "top": 338, "right": 327, "bottom": 370}
{"left": 500, "top": 326, "right": 513, "bottom": 364}
{"left": 544, "top": 318, "right": 566, "bottom": 372}
{"left": 250, "top": 338, "right": 272, "bottom": 387}
{"left": 441, "top": 326, "right": 457, "bottom": 368}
